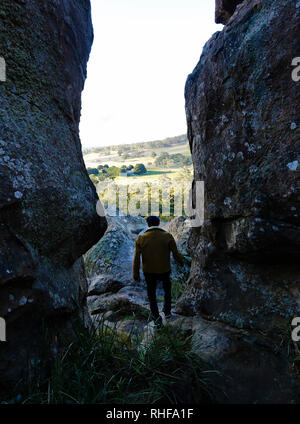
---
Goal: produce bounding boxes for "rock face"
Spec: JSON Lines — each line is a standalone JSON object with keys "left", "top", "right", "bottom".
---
{"left": 85, "top": 215, "right": 146, "bottom": 289}
{"left": 0, "top": 0, "right": 107, "bottom": 395}
{"left": 177, "top": 0, "right": 300, "bottom": 402}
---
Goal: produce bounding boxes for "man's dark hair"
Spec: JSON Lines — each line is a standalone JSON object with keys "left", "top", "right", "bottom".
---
{"left": 146, "top": 215, "right": 160, "bottom": 227}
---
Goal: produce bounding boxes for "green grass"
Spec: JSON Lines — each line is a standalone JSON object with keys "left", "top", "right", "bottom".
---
{"left": 18, "top": 319, "right": 217, "bottom": 404}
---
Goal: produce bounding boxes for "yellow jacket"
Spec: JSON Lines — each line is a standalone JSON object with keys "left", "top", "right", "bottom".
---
{"left": 132, "top": 227, "right": 184, "bottom": 279}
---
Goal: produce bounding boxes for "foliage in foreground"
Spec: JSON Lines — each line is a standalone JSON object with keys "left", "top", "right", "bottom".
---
{"left": 21, "top": 321, "right": 217, "bottom": 404}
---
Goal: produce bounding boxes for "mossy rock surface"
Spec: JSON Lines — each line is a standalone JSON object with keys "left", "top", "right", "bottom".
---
{"left": 0, "top": 0, "right": 107, "bottom": 396}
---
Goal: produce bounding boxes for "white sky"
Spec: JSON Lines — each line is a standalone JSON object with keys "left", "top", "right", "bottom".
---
{"left": 80, "top": 0, "right": 222, "bottom": 148}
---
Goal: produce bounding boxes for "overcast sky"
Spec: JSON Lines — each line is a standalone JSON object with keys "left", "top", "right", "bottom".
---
{"left": 79, "top": 0, "right": 222, "bottom": 148}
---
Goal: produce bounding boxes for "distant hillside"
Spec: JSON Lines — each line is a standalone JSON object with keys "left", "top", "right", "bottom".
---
{"left": 83, "top": 134, "right": 191, "bottom": 171}
{"left": 82, "top": 134, "right": 188, "bottom": 156}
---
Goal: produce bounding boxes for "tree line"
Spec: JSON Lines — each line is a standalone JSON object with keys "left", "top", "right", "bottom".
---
{"left": 87, "top": 163, "right": 147, "bottom": 182}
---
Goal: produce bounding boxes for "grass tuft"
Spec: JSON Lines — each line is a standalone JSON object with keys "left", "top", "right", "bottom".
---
{"left": 20, "top": 318, "right": 217, "bottom": 404}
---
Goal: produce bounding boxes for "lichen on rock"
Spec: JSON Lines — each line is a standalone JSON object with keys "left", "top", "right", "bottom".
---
{"left": 0, "top": 0, "right": 107, "bottom": 395}
{"left": 176, "top": 0, "right": 300, "bottom": 403}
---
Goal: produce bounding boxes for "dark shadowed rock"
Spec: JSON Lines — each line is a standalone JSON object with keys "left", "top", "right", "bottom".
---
{"left": 87, "top": 274, "right": 125, "bottom": 296}
{"left": 215, "top": 0, "right": 244, "bottom": 24}
{"left": 87, "top": 289, "right": 149, "bottom": 320}
{"left": 178, "top": 0, "right": 300, "bottom": 402}
{"left": 0, "top": 0, "right": 107, "bottom": 395}
{"left": 170, "top": 316, "right": 299, "bottom": 403}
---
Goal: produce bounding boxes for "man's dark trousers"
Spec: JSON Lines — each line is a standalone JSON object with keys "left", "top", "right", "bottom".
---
{"left": 144, "top": 271, "right": 171, "bottom": 320}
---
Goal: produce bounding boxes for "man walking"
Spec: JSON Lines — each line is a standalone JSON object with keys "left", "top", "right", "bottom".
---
{"left": 132, "top": 215, "right": 185, "bottom": 328}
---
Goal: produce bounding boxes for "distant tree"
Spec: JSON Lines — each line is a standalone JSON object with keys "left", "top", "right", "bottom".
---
{"left": 107, "top": 166, "right": 121, "bottom": 178}
{"left": 87, "top": 168, "right": 99, "bottom": 175}
{"left": 127, "top": 165, "right": 134, "bottom": 171}
{"left": 154, "top": 153, "right": 168, "bottom": 167}
{"left": 153, "top": 152, "right": 191, "bottom": 168}
{"left": 103, "top": 164, "right": 109, "bottom": 169}
{"left": 151, "top": 152, "right": 157, "bottom": 158}
{"left": 120, "top": 165, "right": 127, "bottom": 171}
{"left": 133, "top": 163, "right": 147, "bottom": 175}
{"left": 97, "top": 165, "right": 104, "bottom": 170}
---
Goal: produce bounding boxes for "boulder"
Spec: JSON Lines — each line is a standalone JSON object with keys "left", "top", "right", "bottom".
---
{"left": 182, "top": 0, "right": 300, "bottom": 335}
{"left": 87, "top": 274, "right": 125, "bottom": 296}
{"left": 0, "top": 0, "right": 107, "bottom": 395}
{"left": 85, "top": 215, "right": 146, "bottom": 287}
{"left": 178, "top": 0, "right": 300, "bottom": 402}
{"left": 87, "top": 289, "right": 150, "bottom": 321}
{"left": 170, "top": 316, "right": 300, "bottom": 403}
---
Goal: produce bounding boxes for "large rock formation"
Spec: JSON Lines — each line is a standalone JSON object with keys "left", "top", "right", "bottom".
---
{"left": 176, "top": 0, "right": 300, "bottom": 402}
{"left": 0, "top": 0, "right": 107, "bottom": 395}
